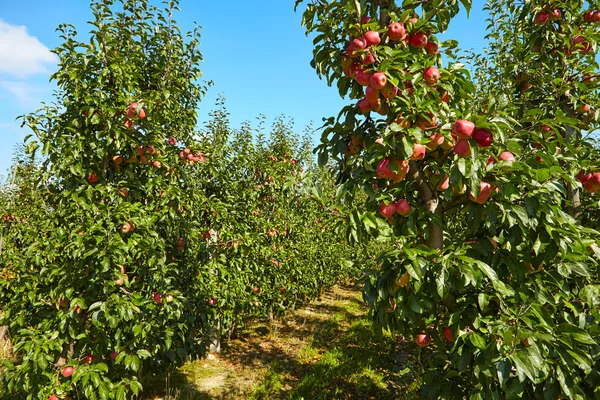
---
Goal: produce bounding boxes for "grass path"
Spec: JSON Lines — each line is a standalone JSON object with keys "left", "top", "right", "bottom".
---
{"left": 145, "top": 285, "right": 418, "bottom": 399}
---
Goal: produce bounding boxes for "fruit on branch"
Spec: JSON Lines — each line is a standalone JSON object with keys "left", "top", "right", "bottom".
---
{"left": 61, "top": 366, "right": 74, "bottom": 378}
{"left": 472, "top": 128, "right": 493, "bottom": 147}
{"left": 83, "top": 354, "right": 94, "bottom": 364}
{"left": 469, "top": 182, "right": 493, "bottom": 204}
{"left": 124, "top": 119, "right": 134, "bottom": 130}
{"left": 416, "top": 333, "right": 430, "bottom": 347}
{"left": 365, "top": 86, "right": 379, "bottom": 103}
{"left": 364, "top": 31, "right": 381, "bottom": 46}
{"left": 440, "top": 90, "right": 449, "bottom": 103}
{"left": 427, "top": 132, "right": 445, "bottom": 150}
{"left": 423, "top": 66, "right": 440, "bottom": 86}
{"left": 208, "top": 298, "right": 217, "bottom": 306}
{"left": 49, "top": 395, "right": 59, "bottom": 400}
{"left": 362, "top": 52, "right": 376, "bottom": 65}
{"left": 168, "top": 137, "right": 177, "bottom": 145}
{"left": 436, "top": 175, "right": 450, "bottom": 191}
{"left": 381, "top": 84, "right": 398, "bottom": 99}
{"left": 577, "top": 103, "right": 591, "bottom": 114}
{"left": 387, "top": 22, "right": 407, "bottom": 42}
{"left": 120, "top": 222, "right": 133, "bottom": 233}
{"left": 358, "top": 98, "right": 373, "bottom": 114}
{"left": 409, "top": 32, "right": 428, "bottom": 48}
{"left": 443, "top": 327, "right": 454, "bottom": 343}
{"left": 452, "top": 120, "right": 475, "bottom": 139}
{"left": 153, "top": 292, "right": 162, "bottom": 303}
{"left": 549, "top": 8, "right": 562, "bottom": 20}
{"left": 356, "top": 69, "right": 372, "bottom": 86}
{"left": 453, "top": 139, "right": 471, "bottom": 157}
{"left": 499, "top": 151, "right": 516, "bottom": 163}
{"left": 411, "top": 143, "right": 427, "bottom": 160}
{"left": 347, "top": 37, "right": 367, "bottom": 58}
{"left": 576, "top": 169, "right": 592, "bottom": 184}
{"left": 361, "top": 16, "right": 371, "bottom": 24}
{"left": 153, "top": 160, "right": 162, "bottom": 168}
{"left": 378, "top": 202, "right": 397, "bottom": 218}
{"left": 534, "top": 12, "right": 549, "bottom": 24}
{"left": 87, "top": 173, "right": 99, "bottom": 183}
{"left": 396, "top": 199, "right": 411, "bottom": 216}
{"left": 370, "top": 72, "right": 388, "bottom": 89}
{"left": 376, "top": 158, "right": 409, "bottom": 181}
{"left": 425, "top": 42, "right": 439, "bottom": 55}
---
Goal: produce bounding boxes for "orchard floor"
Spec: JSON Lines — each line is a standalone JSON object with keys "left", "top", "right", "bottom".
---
{"left": 143, "top": 285, "right": 421, "bottom": 400}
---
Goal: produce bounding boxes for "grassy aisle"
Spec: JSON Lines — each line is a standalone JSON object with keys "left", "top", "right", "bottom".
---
{"left": 145, "top": 285, "right": 419, "bottom": 400}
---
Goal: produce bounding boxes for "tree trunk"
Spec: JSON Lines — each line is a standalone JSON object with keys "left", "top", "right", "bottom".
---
{"left": 208, "top": 319, "right": 221, "bottom": 353}
{"left": 0, "top": 325, "right": 8, "bottom": 341}
{"left": 410, "top": 162, "right": 443, "bottom": 250}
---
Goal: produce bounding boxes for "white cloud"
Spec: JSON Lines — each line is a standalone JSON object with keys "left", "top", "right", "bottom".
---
{"left": 0, "top": 80, "right": 48, "bottom": 109}
{"left": 0, "top": 19, "right": 57, "bottom": 77}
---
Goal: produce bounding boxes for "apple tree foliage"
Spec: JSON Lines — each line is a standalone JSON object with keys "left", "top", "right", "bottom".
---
{"left": 1, "top": 0, "right": 210, "bottom": 398}
{"left": 297, "top": 0, "right": 600, "bottom": 398}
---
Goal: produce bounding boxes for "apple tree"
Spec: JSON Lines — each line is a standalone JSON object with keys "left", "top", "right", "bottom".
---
{"left": 0, "top": 0, "right": 210, "bottom": 398}
{"left": 297, "top": 0, "right": 600, "bottom": 398}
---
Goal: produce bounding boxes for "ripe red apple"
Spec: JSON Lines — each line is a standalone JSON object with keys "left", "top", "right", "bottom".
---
{"left": 120, "top": 222, "right": 132, "bottom": 233}
{"left": 364, "top": 31, "right": 380, "bottom": 46}
{"left": 59, "top": 298, "right": 69, "bottom": 308}
{"left": 499, "top": 151, "right": 516, "bottom": 163}
{"left": 378, "top": 202, "right": 397, "bottom": 218}
{"left": 358, "top": 98, "right": 373, "bottom": 114}
{"left": 453, "top": 139, "right": 471, "bottom": 157}
{"left": 153, "top": 160, "right": 161, "bottom": 168}
{"left": 427, "top": 132, "right": 445, "bottom": 150}
{"left": 472, "top": 128, "right": 493, "bottom": 147}
{"left": 83, "top": 354, "right": 94, "bottom": 364}
{"left": 120, "top": 188, "right": 129, "bottom": 197}
{"left": 416, "top": 333, "right": 430, "bottom": 347}
{"left": 411, "top": 143, "right": 427, "bottom": 160}
{"left": 111, "top": 351, "right": 118, "bottom": 360}
{"left": 253, "top": 286, "right": 261, "bottom": 294}
{"left": 409, "top": 32, "right": 428, "bottom": 48}
{"left": 370, "top": 72, "right": 387, "bottom": 89}
{"left": 387, "top": 22, "right": 406, "bottom": 41}
{"left": 577, "top": 104, "right": 591, "bottom": 114}
{"left": 362, "top": 52, "right": 376, "bottom": 65}
{"left": 365, "top": 86, "right": 379, "bottom": 103}
{"left": 425, "top": 42, "right": 439, "bottom": 55}
{"left": 124, "top": 119, "right": 134, "bottom": 130}
{"left": 592, "top": 11, "right": 600, "bottom": 22}
{"left": 87, "top": 173, "right": 99, "bottom": 183}
{"left": 168, "top": 137, "right": 177, "bottom": 145}
{"left": 355, "top": 69, "right": 371, "bottom": 86}
{"left": 534, "top": 12, "right": 549, "bottom": 24}
{"left": 396, "top": 199, "right": 411, "bottom": 216}
{"left": 347, "top": 37, "right": 367, "bottom": 57}
{"left": 361, "top": 16, "right": 371, "bottom": 24}
{"left": 380, "top": 84, "right": 398, "bottom": 99}
{"left": 469, "top": 181, "right": 493, "bottom": 204}
{"left": 208, "top": 298, "right": 217, "bottom": 306}
{"left": 549, "top": 8, "right": 561, "bottom": 20}
{"left": 127, "top": 102, "right": 146, "bottom": 119}
{"left": 437, "top": 175, "right": 450, "bottom": 191}
{"left": 153, "top": 292, "right": 162, "bottom": 303}
{"left": 61, "top": 366, "right": 74, "bottom": 378}
{"left": 49, "top": 395, "right": 59, "bottom": 400}
{"left": 576, "top": 169, "right": 592, "bottom": 184}
{"left": 423, "top": 66, "right": 440, "bottom": 86}
{"left": 443, "top": 327, "right": 454, "bottom": 342}
{"left": 452, "top": 120, "right": 475, "bottom": 139}
{"left": 584, "top": 11, "right": 595, "bottom": 22}
{"left": 377, "top": 158, "right": 409, "bottom": 181}
{"left": 440, "top": 90, "right": 449, "bottom": 103}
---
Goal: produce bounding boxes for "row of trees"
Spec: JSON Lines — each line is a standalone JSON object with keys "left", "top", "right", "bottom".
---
{"left": 0, "top": 1, "right": 362, "bottom": 399}
{"left": 298, "top": 0, "right": 600, "bottom": 398}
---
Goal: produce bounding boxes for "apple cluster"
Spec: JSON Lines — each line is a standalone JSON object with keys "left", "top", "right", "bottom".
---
{"left": 577, "top": 169, "right": 600, "bottom": 193}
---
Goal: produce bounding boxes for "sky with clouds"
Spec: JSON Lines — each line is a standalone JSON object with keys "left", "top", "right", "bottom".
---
{"left": 0, "top": 1, "right": 488, "bottom": 178}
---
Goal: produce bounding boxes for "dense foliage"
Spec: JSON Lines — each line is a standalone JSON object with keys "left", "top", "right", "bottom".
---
{"left": 297, "top": 0, "right": 600, "bottom": 398}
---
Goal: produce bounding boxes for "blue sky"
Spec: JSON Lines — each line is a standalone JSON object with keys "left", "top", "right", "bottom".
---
{"left": 0, "top": 1, "right": 488, "bottom": 177}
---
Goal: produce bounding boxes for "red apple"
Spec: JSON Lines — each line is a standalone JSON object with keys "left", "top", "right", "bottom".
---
{"left": 253, "top": 286, "right": 261, "bottom": 294}
{"left": 576, "top": 170, "right": 592, "bottom": 184}
{"left": 358, "top": 98, "right": 373, "bottom": 114}
{"left": 453, "top": 139, "right": 471, "bottom": 157}
{"left": 423, "top": 66, "right": 440, "bottom": 87}
{"left": 387, "top": 22, "right": 406, "bottom": 42}
{"left": 153, "top": 160, "right": 161, "bottom": 168}
{"left": 411, "top": 143, "right": 427, "bottom": 160}
{"left": 396, "top": 199, "right": 411, "bottom": 216}
{"left": 472, "top": 128, "right": 493, "bottom": 147}
{"left": 378, "top": 202, "right": 397, "bottom": 218}
{"left": 534, "top": 12, "right": 549, "bottom": 24}
{"left": 409, "top": 32, "right": 428, "bottom": 48}
{"left": 593, "top": 11, "right": 600, "bottom": 22}
{"left": 168, "top": 137, "right": 177, "bottom": 145}
{"left": 59, "top": 298, "right": 69, "bottom": 307}
{"left": 549, "top": 8, "right": 561, "bottom": 20}
{"left": 361, "top": 16, "right": 371, "bottom": 24}
{"left": 452, "top": 120, "right": 475, "bottom": 139}
{"left": 124, "top": 119, "right": 134, "bottom": 130}
{"left": 425, "top": 42, "right": 439, "bottom": 55}
{"left": 111, "top": 351, "right": 118, "bottom": 360}
{"left": 153, "top": 292, "right": 162, "bottom": 303}
{"left": 347, "top": 37, "right": 367, "bottom": 58}
{"left": 49, "top": 395, "right": 59, "bottom": 400}
{"left": 370, "top": 72, "right": 387, "bottom": 89}
{"left": 120, "top": 222, "right": 132, "bottom": 233}
{"left": 584, "top": 11, "right": 595, "bottom": 22}
{"left": 499, "top": 151, "right": 516, "bottom": 163}
{"left": 87, "top": 173, "right": 99, "bottom": 183}
{"left": 365, "top": 86, "right": 379, "bottom": 103}
{"left": 61, "top": 366, "right": 74, "bottom": 378}
{"left": 364, "top": 31, "right": 381, "bottom": 46}
{"left": 120, "top": 188, "right": 129, "bottom": 197}
{"left": 381, "top": 84, "right": 398, "bottom": 99}
{"left": 440, "top": 90, "right": 450, "bottom": 103}
{"left": 83, "top": 354, "right": 94, "bottom": 364}
{"left": 416, "top": 333, "right": 430, "bottom": 347}
{"left": 127, "top": 102, "right": 146, "bottom": 119}
{"left": 208, "top": 298, "right": 217, "bottom": 306}
{"left": 577, "top": 104, "right": 591, "bottom": 114}
{"left": 443, "top": 327, "right": 454, "bottom": 343}
{"left": 487, "top": 155, "right": 497, "bottom": 165}
{"left": 362, "top": 52, "right": 376, "bottom": 65}
{"left": 427, "top": 132, "right": 445, "bottom": 150}
{"left": 437, "top": 175, "right": 450, "bottom": 191}
{"left": 355, "top": 69, "right": 371, "bottom": 86}
{"left": 469, "top": 181, "right": 493, "bottom": 204}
